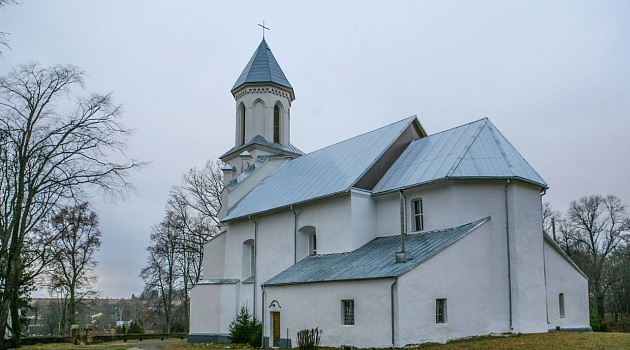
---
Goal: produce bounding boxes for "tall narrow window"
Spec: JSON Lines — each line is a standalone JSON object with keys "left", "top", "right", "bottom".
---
{"left": 242, "top": 239, "right": 255, "bottom": 279}
{"left": 342, "top": 300, "right": 354, "bottom": 325}
{"left": 273, "top": 105, "right": 280, "bottom": 143}
{"left": 412, "top": 198, "right": 424, "bottom": 231}
{"left": 436, "top": 298, "right": 447, "bottom": 324}
{"left": 240, "top": 104, "right": 246, "bottom": 145}
{"left": 559, "top": 293, "right": 565, "bottom": 318}
{"left": 310, "top": 233, "right": 317, "bottom": 255}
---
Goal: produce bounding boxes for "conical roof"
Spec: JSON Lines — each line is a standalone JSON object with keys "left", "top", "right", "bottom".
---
{"left": 231, "top": 39, "right": 293, "bottom": 92}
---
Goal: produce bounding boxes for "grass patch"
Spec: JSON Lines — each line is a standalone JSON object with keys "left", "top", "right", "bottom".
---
{"left": 165, "top": 332, "right": 630, "bottom": 350}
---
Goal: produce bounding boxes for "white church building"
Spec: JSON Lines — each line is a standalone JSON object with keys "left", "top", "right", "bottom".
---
{"left": 189, "top": 39, "right": 591, "bottom": 347}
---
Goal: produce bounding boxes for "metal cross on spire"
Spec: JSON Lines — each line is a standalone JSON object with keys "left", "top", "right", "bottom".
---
{"left": 258, "top": 21, "right": 270, "bottom": 39}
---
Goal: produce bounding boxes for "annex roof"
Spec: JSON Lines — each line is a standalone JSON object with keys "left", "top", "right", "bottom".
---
{"left": 372, "top": 118, "right": 547, "bottom": 194}
{"left": 220, "top": 134, "right": 304, "bottom": 160}
{"left": 263, "top": 217, "right": 490, "bottom": 286}
{"left": 232, "top": 39, "right": 292, "bottom": 92}
{"left": 223, "top": 116, "right": 418, "bottom": 222}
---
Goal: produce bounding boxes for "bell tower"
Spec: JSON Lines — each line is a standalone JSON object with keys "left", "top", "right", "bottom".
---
{"left": 220, "top": 39, "right": 302, "bottom": 176}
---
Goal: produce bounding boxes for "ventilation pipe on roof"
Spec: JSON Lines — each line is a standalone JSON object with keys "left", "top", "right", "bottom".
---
{"left": 249, "top": 216, "right": 258, "bottom": 319}
{"left": 396, "top": 190, "right": 408, "bottom": 263}
{"left": 505, "top": 180, "right": 513, "bottom": 330}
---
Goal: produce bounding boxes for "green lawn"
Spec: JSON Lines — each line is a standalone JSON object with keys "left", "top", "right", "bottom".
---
{"left": 166, "top": 332, "right": 630, "bottom": 350}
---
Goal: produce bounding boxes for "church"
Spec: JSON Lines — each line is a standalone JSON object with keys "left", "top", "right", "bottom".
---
{"left": 188, "top": 38, "right": 591, "bottom": 347}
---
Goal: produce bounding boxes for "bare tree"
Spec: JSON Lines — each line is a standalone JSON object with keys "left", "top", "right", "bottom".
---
{"left": 542, "top": 201, "right": 562, "bottom": 239}
{"left": 0, "top": 63, "right": 142, "bottom": 347}
{"left": 0, "top": 0, "right": 18, "bottom": 56}
{"left": 563, "top": 195, "right": 630, "bottom": 319}
{"left": 47, "top": 203, "right": 101, "bottom": 329}
{"left": 140, "top": 217, "right": 180, "bottom": 333}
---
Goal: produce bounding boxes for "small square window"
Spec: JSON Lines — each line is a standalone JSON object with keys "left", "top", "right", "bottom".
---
{"left": 342, "top": 300, "right": 354, "bottom": 325}
{"left": 436, "top": 298, "right": 447, "bottom": 324}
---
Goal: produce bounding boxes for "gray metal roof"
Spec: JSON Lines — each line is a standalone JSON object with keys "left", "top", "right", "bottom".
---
{"left": 372, "top": 118, "right": 547, "bottom": 194}
{"left": 223, "top": 116, "right": 417, "bottom": 222}
{"left": 263, "top": 217, "right": 490, "bottom": 286}
{"left": 226, "top": 155, "right": 289, "bottom": 192}
{"left": 232, "top": 39, "right": 292, "bottom": 92}
{"left": 220, "top": 134, "right": 304, "bottom": 160}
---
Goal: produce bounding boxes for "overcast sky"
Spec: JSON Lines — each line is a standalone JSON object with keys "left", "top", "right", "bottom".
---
{"left": 2, "top": 1, "right": 629, "bottom": 298}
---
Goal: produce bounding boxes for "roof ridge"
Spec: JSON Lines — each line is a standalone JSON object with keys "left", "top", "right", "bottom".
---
{"left": 425, "top": 117, "right": 488, "bottom": 138}
{"left": 487, "top": 122, "right": 547, "bottom": 184}
{"left": 485, "top": 120, "right": 516, "bottom": 175}
{"left": 446, "top": 119, "right": 488, "bottom": 177}
{"left": 303, "top": 116, "right": 417, "bottom": 157}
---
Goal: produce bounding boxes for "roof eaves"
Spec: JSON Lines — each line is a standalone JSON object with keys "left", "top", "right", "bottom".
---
{"left": 222, "top": 190, "right": 350, "bottom": 223}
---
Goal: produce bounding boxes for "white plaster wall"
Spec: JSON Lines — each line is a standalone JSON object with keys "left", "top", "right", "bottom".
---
{"left": 189, "top": 284, "right": 222, "bottom": 334}
{"left": 508, "top": 184, "right": 548, "bottom": 333}
{"left": 221, "top": 195, "right": 353, "bottom": 322}
{"left": 376, "top": 183, "right": 457, "bottom": 236}
{"left": 544, "top": 239, "right": 590, "bottom": 330}
{"left": 264, "top": 279, "right": 393, "bottom": 348}
{"left": 396, "top": 221, "right": 512, "bottom": 345}
{"left": 202, "top": 232, "right": 226, "bottom": 279}
{"left": 350, "top": 189, "right": 377, "bottom": 250}
{"left": 190, "top": 283, "right": 238, "bottom": 335}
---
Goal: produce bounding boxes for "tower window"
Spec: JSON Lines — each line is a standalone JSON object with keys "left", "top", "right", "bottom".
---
{"left": 240, "top": 104, "right": 246, "bottom": 145}
{"left": 412, "top": 198, "right": 424, "bottom": 231}
{"left": 274, "top": 105, "right": 280, "bottom": 143}
{"left": 559, "top": 293, "right": 565, "bottom": 318}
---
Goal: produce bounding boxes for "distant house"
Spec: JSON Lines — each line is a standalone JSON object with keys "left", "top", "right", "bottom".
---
{"left": 189, "top": 39, "right": 591, "bottom": 347}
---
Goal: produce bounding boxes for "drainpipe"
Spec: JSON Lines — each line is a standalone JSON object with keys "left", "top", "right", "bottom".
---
{"left": 249, "top": 216, "right": 258, "bottom": 319}
{"left": 505, "top": 180, "right": 513, "bottom": 330}
{"left": 290, "top": 206, "right": 298, "bottom": 264}
{"left": 261, "top": 285, "right": 266, "bottom": 348}
{"left": 391, "top": 277, "right": 398, "bottom": 348}
{"left": 396, "top": 190, "right": 407, "bottom": 263}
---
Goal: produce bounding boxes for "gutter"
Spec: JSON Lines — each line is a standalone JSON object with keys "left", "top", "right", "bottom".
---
{"left": 391, "top": 277, "right": 398, "bottom": 348}
{"left": 249, "top": 216, "right": 258, "bottom": 319}
{"left": 261, "top": 285, "right": 266, "bottom": 348}
{"left": 505, "top": 180, "right": 513, "bottom": 330}
{"left": 291, "top": 206, "right": 298, "bottom": 264}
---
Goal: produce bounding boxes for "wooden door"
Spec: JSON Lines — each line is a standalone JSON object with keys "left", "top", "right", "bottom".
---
{"left": 272, "top": 312, "right": 280, "bottom": 347}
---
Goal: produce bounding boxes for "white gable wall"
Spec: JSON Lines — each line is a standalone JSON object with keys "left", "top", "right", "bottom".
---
{"left": 543, "top": 239, "right": 590, "bottom": 330}
{"left": 396, "top": 221, "right": 505, "bottom": 344}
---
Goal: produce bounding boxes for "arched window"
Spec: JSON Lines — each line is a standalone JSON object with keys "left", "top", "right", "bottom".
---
{"left": 240, "top": 104, "right": 246, "bottom": 145}
{"left": 411, "top": 198, "right": 424, "bottom": 231}
{"left": 559, "top": 293, "right": 565, "bottom": 318}
{"left": 297, "top": 226, "right": 317, "bottom": 261}
{"left": 274, "top": 104, "right": 280, "bottom": 143}
{"left": 242, "top": 239, "right": 255, "bottom": 279}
